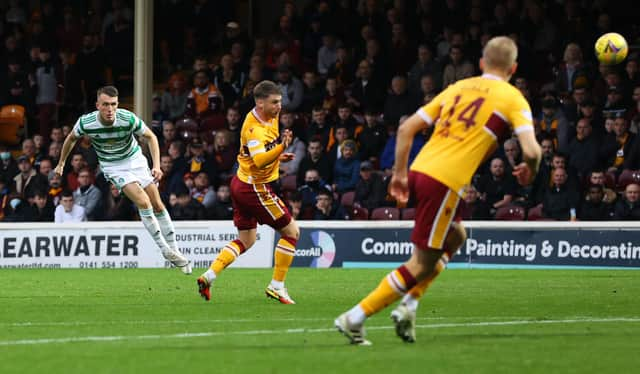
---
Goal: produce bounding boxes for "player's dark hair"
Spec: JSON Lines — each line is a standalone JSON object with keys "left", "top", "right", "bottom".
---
{"left": 97, "top": 85, "right": 119, "bottom": 99}
{"left": 253, "top": 80, "right": 281, "bottom": 99}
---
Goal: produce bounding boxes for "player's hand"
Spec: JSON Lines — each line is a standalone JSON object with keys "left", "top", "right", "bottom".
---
{"left": 151, "top": 167, "right": 163, "bottom": 182}
{"left": 389, "top": 172, "right": 409, "bottom": 204}
{"left": 279, "top": 152, "right": 295, "bottom": 162}
{"left": 54, "top": 164, "right": 65, "bottom": 177}
{"left": 512, "top": 163, "right": 533, "bottom": 186}
{"left": 281, "top": 129, "right": 293, "bottom": 148}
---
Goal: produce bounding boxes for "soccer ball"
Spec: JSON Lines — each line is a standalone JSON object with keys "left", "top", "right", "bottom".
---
{"left": 594, "top": 33, "right": 628, "bottom": 65}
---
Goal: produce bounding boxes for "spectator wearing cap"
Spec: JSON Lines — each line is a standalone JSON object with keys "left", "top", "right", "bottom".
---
{"left": 190, "top": 171, "right": 216, "bottom": 209}
{"left": 13, "top": 155, "right": 38, "bottom": 198}
{"left": 333, "top": 140, "right": 360, "bottom": 193}
{"left": 354, "top": 161, "right": 387, "bottom": 211}
{"left": 185, "top": 138, "right": 216, "bottom": 186}
{"left": 185, "top": 69, "right": 224, "bottom": 121}
{"left": 357, "top": 110, "right": 387, "bottom": 166}
{"left": 613, "top": 183, "right": 640, "bottom": 220}
{"left": 535, "top": 93, "right": 570, "bottom": 153}
{"left": 313, "top": 188, "right": 346, "bottom": 220}
{"left": 604, "top": 85, "right": 627, "bottom": 111}
{"left": 221, "top": 21, "right": 249, "bottom": 53}
{"left": 275, "top": 64, "right": 304, "bottom": 112}
{"left": 600, "top": 114, "right": 635, "bottom": 175}
{"left": 54, "top": 190, "right": 87, "bottom": 223}
{"left": 577, "top": 97, "right": 605, "bottom": 137}
{"left": 567, "top": 118, "right": 601, "bottom": 180}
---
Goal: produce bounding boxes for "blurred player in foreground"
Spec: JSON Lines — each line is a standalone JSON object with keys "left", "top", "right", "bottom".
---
{"left": 197, "top": 80, "right": 300, "bottom": 304}
{"left": 335, "top": 36, "right": 542, "bottom": 345}
{"left": 55, "top": 86, "right": 191, "bottom": 274}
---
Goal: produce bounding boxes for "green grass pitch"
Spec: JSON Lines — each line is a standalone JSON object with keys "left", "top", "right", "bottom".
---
{"left": 1, "top": 268, "right": 639, "bottom": 373}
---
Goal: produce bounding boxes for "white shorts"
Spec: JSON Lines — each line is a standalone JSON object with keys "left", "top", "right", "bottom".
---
{"left": 101, "top": 152, "right": 154, "bottom": 191}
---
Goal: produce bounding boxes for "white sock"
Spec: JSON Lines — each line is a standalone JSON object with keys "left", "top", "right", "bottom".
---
{"left": 155, "top": 209, "right": 177, "bottom": 251}
{"left": 270, "top": 279, "right": 284, "bottom": 289}
{"left": 203, "top": 269, "right": 216, "bottom": 283}
{"left": 401, "top": 294, "right": 419, "bottom": 312}
{"left": 346, "top": 304, "right": 367, "bottom": 326}
{"left": 139, "top": 208, "right": 171, "bottom": 253}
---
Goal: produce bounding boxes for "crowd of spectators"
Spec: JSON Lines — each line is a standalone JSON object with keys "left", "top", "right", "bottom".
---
{"left": 2, "top": 0, "right": 640, "bottom": 223}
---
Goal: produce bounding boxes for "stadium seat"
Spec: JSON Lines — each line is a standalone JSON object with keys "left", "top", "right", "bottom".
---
{"left": 280, "top": 175, "right": 298, "bottom": 193}
{"left": 0, "top": 105, "right": 26, "bottom": 146}
{"left": 400, "top": 208, "right": 415, "bottom": 220}
{"left": 494, "top": 204, "right": 526, "bottom": 221}
{"left": 340, "top": 191, "right": 356, "bottom": 208}
{"left": 370, "top": 207, "right": 400, "bottom": 220}
{"left": 176, "top": 118, "right": 199, "bottom": 139}
{"left": 617, "top": 169, "right": 640, "bottom": 191}
{"left": 604, "top": 172, "right": 617, "bottom": 189}
{"left": 527, "top": 204, "right": 545, "bottom": 221}
{"left": 200, "top": 115, "right": 226, "bottom": 133}
{"left": 348, "top": 207, "right": 369, "bottom": 220}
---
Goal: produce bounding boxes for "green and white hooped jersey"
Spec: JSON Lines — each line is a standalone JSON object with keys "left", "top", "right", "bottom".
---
{"left": 72, "top": 109, "right": 148, "bottom": 166}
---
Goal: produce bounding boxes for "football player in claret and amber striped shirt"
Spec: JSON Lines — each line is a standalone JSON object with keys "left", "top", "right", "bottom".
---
{"left": 197, "top": 80, "right": 300, "bottom": 304}
{"left": 54, "top": 85, "right": 192, "bottom": 275}
{"left": 335, "top": 36, "right": 543, "bottom": 345}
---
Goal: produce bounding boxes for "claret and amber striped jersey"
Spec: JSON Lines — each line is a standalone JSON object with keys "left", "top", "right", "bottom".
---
{"left": 72, "top": 108, "right": 147, "bottom": 166}
{"left": 236, "top": 108, "right": 281, "bottom": 184}
{"left": 411, "top": 73, "right": 534, "bottom": 195}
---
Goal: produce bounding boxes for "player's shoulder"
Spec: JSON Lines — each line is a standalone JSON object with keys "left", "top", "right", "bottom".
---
{"left": 78, "top": 110, "right": 99, "bottom": 126}
{"left": 115, "top": 108, "right": 134, "bottom": 119}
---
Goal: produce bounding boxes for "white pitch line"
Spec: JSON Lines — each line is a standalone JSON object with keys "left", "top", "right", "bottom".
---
{"left": 4, "top": 315, "right": 626, "bottom": 328}
{"left": 0, "top": 317, "right": 639, "bottom": 347}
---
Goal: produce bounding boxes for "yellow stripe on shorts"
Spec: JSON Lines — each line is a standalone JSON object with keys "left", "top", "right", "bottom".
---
{"left": 427, "top": 190, "right": 460, "bottom": 249}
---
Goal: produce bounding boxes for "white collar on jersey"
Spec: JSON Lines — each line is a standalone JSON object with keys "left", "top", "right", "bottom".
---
{"left": 481, "top": 73, "right": 504, "bottom": 81}
{"left": 251, "top": 108, "right": 273, "bottom": 126}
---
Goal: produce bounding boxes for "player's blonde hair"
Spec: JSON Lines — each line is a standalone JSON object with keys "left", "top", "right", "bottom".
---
{"left": 482, "top": 36, "right": 518, "bottom": 71}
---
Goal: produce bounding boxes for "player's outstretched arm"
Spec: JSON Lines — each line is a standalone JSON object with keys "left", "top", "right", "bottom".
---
{"left": 513, "top": 129, "right": 542, "bottom": 186}
{"left": 54, "top": 132, "right": 79, "bottom": 176}
{"left": 142, "top": 127, "right": 163, "bottom": 181}
{"left": 390, "top": 113, "right": 431, "bottom": 204}
{"left": 393, "top": 113, "right": 430, "bottom": 174}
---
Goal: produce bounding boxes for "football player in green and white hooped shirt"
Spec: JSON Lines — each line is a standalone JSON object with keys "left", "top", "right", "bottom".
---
{"left": 54, "top": 86, "right": 192, "bottom": 274}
